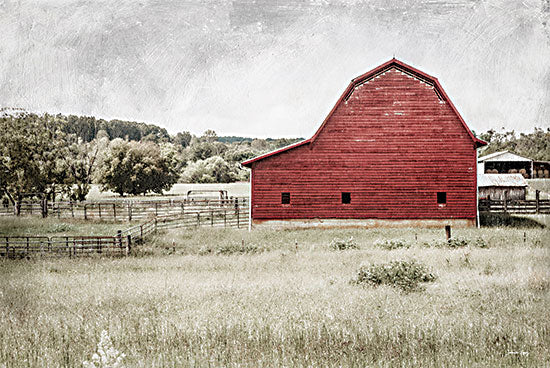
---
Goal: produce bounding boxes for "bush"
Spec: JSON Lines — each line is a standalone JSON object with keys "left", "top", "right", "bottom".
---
{"left": 376, "top": 239, "right": 410, "bottom": 250}
{"left": 330, "top": 237, "right": 358, "bottom": 250}
{"left": 423, "top": 237, "right": 487, "bottom": 249}
{"left": 352, "top": 260, "right": 436, "bottom": 292}
{"left": 199, "top": 243, "right": 264, "bottom": 255}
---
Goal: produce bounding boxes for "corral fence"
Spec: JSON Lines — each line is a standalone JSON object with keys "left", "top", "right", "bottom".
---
{"left": 0, "top": 197, "right": 249, "bottom": 222}
{"left": 479, "top": 191, "right": 550, "bottom": 214}
{"left": 1, "top": 235, "right": 132, "bottom": 258}
{"left": 1, "top": 199, "right": 250, "bottom": 259}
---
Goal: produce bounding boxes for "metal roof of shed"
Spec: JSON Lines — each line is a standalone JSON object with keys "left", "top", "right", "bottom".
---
{"left": 478, "top": 151, "right": 532, "bottom": 163}
{"left": 477, "top": 174, "right": 528, "bottom": 187}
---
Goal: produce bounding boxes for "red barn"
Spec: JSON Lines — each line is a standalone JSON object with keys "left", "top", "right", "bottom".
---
{"left": 242, "top": 59, "right": 487, "bottom": 228}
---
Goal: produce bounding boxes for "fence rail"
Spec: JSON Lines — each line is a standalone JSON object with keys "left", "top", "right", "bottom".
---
{"left": 479, "top": 198, "right": 550, "bottom": 214}
{"left": 0, "top": 197, "right": 249, "bottom": 222}
{"left": 1, "top": 198, "right": 250, "bottom": 259}
{"left": 1, "top": 235, "right": 131, "bottom": 258}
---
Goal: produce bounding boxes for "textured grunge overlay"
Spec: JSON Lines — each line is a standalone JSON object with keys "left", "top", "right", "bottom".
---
{"left": 0, "top": 0, "right": 549, "bottom": 137}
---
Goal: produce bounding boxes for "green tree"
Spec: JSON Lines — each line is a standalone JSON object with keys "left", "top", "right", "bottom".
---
{"left": 182, "top": 156, "right": 240, "bottom": 183}
{"left": 98, "top": 140, "right": 178, "bottom": 196}
{"left": 62, "top": 136, "right": 108, "bottom": 201}
{"left": 0, "top": 113, "right": 68, "bottom": 214}
{"left": 173, "top": 131, "right": 192, "bottom": 148}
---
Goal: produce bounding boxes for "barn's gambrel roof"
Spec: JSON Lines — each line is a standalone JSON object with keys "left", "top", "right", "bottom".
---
{"left": 242, "top": 58, "right": 486, "bottom": 168}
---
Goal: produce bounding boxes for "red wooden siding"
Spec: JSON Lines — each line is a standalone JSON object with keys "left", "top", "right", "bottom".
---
{"left": 244, "top": 60, "right": 484, "bottom": 222}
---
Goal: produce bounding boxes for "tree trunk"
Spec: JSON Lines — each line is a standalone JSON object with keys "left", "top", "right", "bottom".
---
{"left": 14, "top": 195, "right": 22, "bottom": 216}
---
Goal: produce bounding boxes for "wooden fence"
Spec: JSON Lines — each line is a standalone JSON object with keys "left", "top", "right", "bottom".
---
{"left": 0, "top": 197, "right": 249, "bottom": 222}
{"left": 479, "top": 197, "right": 550, "bottom": 214}
{"left": 1, "top": 200, "right": 250, "bottom": 259}
{"left": 1, "top": 235, "right": 132, "bottom": 258}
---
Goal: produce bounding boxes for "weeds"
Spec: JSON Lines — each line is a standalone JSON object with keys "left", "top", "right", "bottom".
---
{"left": 423, "top": 237, "right": 488, "bottom": 249}
{"left": 352, "top": 260, "right": 436, "bottom": 292}
{"left": 375, "top": 239, "right": 410, "bottom": 250}
{"left": 330, "top": 237, "right": 358, "bottom": 250}
{"left": 199, "top": 242, "right": 265, "bottom": 255}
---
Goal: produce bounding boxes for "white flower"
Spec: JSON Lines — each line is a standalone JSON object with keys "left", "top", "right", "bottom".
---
{"left": 83, "top": 330, "right": 126, "bottom": 368}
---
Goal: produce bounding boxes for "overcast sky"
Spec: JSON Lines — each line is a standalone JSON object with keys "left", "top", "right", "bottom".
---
{"left": 1, "top": 0, "right": 549, "bottom": 138}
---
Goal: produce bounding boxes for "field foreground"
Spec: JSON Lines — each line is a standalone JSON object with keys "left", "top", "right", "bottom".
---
{"left": 0, "top": 227, "right": 549, "bottom": 367}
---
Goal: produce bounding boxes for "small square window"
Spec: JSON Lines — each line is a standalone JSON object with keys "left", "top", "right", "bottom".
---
{"left": 342, "top": 192, "right": 351, "bottom": 204}
{"left": 437, "top": 192, "right": 447, "bottom": 204}
{"left": 281, "top": 192, "right": 290, "bottom": 204}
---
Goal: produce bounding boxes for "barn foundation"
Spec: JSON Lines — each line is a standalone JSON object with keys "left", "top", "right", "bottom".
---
{"left": 252, "top": 218, "right": 476, "bottom": 229}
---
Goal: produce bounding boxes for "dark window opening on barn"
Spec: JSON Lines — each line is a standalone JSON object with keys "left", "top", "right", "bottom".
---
{"left": 342, "top": 192, "right": 351, "bottom": 204}
{"left": 437, "top": 192, "right": 447, "bottom": 204}
{"left": 281, "top": 192, "right": 290, "bottom": 204}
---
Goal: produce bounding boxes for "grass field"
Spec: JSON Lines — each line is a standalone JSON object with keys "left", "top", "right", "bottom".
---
{"left": 1, "top": 225, "right": 549, "bottom": 367}
{"left": 0, "top": 217, "right": 135, "bottom": 237}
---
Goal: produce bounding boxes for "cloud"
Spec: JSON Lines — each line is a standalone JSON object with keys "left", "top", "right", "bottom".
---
{"left": 0, "top": 0, "right": 548, "bottom": 137}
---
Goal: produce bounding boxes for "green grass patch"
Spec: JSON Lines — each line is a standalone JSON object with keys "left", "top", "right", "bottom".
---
{"left": 376, "top": 239, "right": 411, "bottom": 250}
{"left": 0, "top": 217, "right": 133, "bottom": 237}
{"left": 329, "top": 237, "right": 358, "bottom": 250}
{"left": 352, "top": 259, "right": 436, "bottom": 292}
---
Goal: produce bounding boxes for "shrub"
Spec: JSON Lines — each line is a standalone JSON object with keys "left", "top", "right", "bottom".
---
{"left": 376, "top": 239, "right": 410, "bottom": 250}
{"left": 330, "top": 237, "right": 358, "bottom": 251}
{"left": 352, "top": 260, "right": 436, "bottom": 292}
{"left": 423, "top": 237, "right": 488, "bottom": 249}
{"left": 199, "top": 243, "right": 264, "bottom": 255}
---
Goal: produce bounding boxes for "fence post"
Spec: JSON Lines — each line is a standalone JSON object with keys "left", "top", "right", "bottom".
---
{"left": 126, "top": 235, "right": 131, "bottom": 256}
{"left": 66, "top": 236, "right": 69, "bottom": 257}
{"left": 154, "top": 218, "right": 158, "bottom": 232}
{"left": 445, "top": 225, "right": 451, "bottom": 241}
{"left": 503, "top": 191, "right": 508, "bottom": 213}
{"left": 140, "top": 225, "right": 143, "bottom": 239}
{"left": 26, "top": 236, "right": 29, "bottom": 255}
{"left": 84, "top": 204, "right": 87, "bottom": 220}
{"left": 197, "top": 212, "right": 200, "bottom": 227}
{"left": 41, "top": 199, "right": 48, "bottom": 218}
{"left": 113, "top": 203, "right": 117, "bottom": 221}
{"left": 536, "top": 190, "right": 540, "bottom": 214}
{"left": 98, "top": 203, "right": 102, "bottom": 219}
{"left": 155, "top": 202, "right": 158, "bottom": 216}
{"left": 211, "top": 210, "right": 214, "bottom": 226}
{"left": 97, "top": 238, "right": 102, "bottom": 254}
{"left": 128, "top": 203, "right": 132, "bottom": 222}
{"left": 117, "top": 230, "right": 122, "bottom": 248}
{"left": 181, "top": 202, "right": 185, "bottom": 215}
{"left": 5, "top": 237, "right": 8, "bottom": 258}
{"left": 224, "top": 210, "right": 227, "bottom": 228}
{"left": 71, "top": 201, "right": 74, "bottom": 218}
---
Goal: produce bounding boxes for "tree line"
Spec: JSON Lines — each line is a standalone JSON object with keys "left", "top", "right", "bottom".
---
{"left": 478, "top": 128, "right": 550, "bottom": 161}
{"left": 0, "top": 111, "right": 301, "bottom": 212}
{"left": 1, "top": 110, "right": 548, "bottom": 211}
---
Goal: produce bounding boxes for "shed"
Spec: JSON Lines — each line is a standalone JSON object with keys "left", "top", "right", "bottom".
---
{"left": 477, "top": 151, "right": 533, "bottom": 178}
{"left": 477, "top": 174, "right": 528, "bottom": 200}
{"left": 242, "top": 58, "right": 487, "bottom": 228}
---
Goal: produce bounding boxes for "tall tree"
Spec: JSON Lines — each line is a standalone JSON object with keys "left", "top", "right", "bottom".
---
{"left": 98, "top": 140, "right": 178, "bottom": 196}
{"left": 0, "top": 113, "right": 67, "bottom": 214}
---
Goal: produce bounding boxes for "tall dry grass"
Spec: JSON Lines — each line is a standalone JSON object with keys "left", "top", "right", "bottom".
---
{"left": 0, "top": 226, "right": 548, "bottom": 367}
